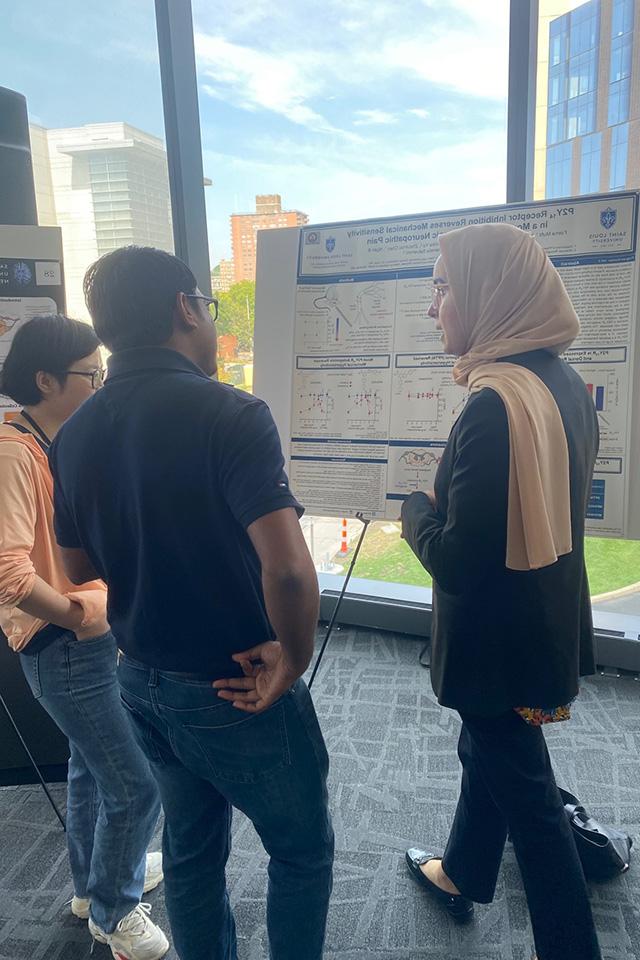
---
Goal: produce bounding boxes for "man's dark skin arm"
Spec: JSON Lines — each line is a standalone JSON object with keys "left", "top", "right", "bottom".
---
{"left": 213, "top": 507, "right": 319, "bottom": 713}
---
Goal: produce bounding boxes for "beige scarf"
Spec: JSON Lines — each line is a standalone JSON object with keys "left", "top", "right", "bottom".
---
{"left": 438, "top": 224, "right": 580, "bottom": 571}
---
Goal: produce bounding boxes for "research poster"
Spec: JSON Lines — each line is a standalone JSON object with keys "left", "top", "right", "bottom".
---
{"left": 0, "top": 226, "right": 65, "bottom": 417}
{"left": 287, "top": 193, "right": 639, "bottom": 537}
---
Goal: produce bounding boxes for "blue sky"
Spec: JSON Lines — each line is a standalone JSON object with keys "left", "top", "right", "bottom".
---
{"left": 1, "top": 0, "right": 509, "bottom": 265}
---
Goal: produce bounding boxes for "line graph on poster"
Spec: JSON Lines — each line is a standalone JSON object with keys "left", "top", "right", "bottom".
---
{"left": 292, "top": 364, "right": 392, "bottom": 441}
{"left": 390, "top": 360, "right": 465, "bottom": 441}
{"left": 296, "top": 386, "right": 336, "bottom": 425}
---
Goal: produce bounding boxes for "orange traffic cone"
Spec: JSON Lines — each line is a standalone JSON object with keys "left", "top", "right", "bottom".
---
{"left": 340, "top": 518, "right": 348, "bottom": 554}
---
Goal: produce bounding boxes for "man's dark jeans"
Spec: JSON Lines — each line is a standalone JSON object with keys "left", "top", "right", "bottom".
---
{"left": 117, "top": 654, "right": 334, "bottom": 960}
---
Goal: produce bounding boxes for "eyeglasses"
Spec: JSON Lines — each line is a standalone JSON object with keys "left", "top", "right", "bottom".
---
{"left": 431, "top": 281, "right": 450, "bottom": 310}
{"left": 184, "top": 293, "right": 219, "bottom": 323}
{"left": 66, "top": 368, "right": 106, "bottom": 390}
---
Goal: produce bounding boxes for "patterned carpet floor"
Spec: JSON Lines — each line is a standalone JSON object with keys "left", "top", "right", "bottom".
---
{"left": 0, "top": 626, "right": 638, "bottom": 959}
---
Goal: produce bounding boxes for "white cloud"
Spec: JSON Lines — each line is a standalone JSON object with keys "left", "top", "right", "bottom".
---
{"left": 193, "top": 0, "right": 511, "bottom": 259}
{"left": 195, "top": 0, "right": 509, "bottom": 146}
{"left": 193, "top": 0, "right": 281, "bottom": 34}
{"left": 353, "top": 109, "right": 398, "bottom": 126}
{"left": 340, "top": 18, "right": 366, "bottom": 31}
{"left": 196, "top": 33, "right": 362, "bottom": 141}
{"left": 196, "top": 35, "right": 315, "bottom": 117}
{"left": 386, "top": 0, "right": 509, "bottom": 101}
{"left": 385, "top": 38, "right": 507, "bottom": 101}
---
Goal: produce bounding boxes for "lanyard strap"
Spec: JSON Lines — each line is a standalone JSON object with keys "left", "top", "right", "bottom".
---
{"left": 19, "top": 410, "right": 51, "bottom": 447}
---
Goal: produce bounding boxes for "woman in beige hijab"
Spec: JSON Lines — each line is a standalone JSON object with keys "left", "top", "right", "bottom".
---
{"left": 402, "top": 224, "right": 601, "bottom": 960}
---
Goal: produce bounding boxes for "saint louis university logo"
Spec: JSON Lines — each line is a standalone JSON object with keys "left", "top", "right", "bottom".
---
{"left": 325, "top": 236, "right": 336, "bottom": 252}
{"left": 600, "top": 207, "right": 617, "bottom": 230}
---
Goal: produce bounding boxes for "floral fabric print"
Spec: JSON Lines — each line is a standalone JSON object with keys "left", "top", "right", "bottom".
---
{"left": 514, "top": 703, "right": 572, "bottom": 726}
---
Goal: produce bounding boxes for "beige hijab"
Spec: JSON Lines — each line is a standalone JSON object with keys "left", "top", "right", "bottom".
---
{"left": 438, "top": 223, "right": 580, "bottom": 571}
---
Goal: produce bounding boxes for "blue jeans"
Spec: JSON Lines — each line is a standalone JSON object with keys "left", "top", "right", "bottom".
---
{"left": 20, "top": 632, "right": 161, "bottom": 932}
{"left": 117, "top": 654, "right": 334, "bottom": 960}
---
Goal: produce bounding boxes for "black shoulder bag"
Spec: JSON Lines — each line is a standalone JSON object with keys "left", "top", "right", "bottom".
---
{"left": 559, "top": 787, "right": 633, "bottom": 881}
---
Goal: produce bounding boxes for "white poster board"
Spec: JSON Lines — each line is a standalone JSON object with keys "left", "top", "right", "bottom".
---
{"left": 0, "top": 225, "right": 65, "bottom": 418}
{"left": 254, "top": 193, "right": 640, "bottom": 539}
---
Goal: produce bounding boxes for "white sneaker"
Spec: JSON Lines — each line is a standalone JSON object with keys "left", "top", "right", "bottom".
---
{"left": 142, "top": 851, "right": 164, "bottom": 893}
{"left": 71, "top": 851, "right": 164, "bottom": 919}
{"left": 70, "top": 895, "right": 92, "bottom": 920}
{"left": 89, "top": 902, "right": 169, "bottom": 960}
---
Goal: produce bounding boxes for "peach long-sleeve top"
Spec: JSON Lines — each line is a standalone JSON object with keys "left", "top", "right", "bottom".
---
{"left": 0, "top": 424, "right": 106, "bottom": 652}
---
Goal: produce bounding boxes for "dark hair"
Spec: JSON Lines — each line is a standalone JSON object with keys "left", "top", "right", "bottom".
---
{"left": 0, "top": 314, "right": 100, "bottom": 406}
{"left": 83, "top": 246, "right": 197, "bottom": 351}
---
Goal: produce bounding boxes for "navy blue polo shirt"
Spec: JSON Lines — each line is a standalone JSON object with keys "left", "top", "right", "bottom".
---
{"left": 49, "top": 347, "right": 303, "bottom": 675}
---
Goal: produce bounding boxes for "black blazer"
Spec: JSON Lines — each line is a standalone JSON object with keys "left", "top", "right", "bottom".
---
{"left": 401, "top": 350, "right": 599, "bottom": 716}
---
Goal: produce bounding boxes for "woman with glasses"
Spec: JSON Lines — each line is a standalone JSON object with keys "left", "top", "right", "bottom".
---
{"left": 0, "top": 315, "right": 168, "bottom": 960}
{"left": 401, "top": 225, "right": 602, "bottom": 960}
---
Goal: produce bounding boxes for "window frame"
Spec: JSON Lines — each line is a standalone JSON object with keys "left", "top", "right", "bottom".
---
{"left": 152, "top": 0, "right": 640, "bottom": 673}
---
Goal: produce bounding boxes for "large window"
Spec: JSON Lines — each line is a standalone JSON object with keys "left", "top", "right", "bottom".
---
{"left": 197, "top": 0, "right": 640, "bottom": 612}
{"left": 610, "top": 121, "right": 630, "bottom": 188}
{"left": 546, "top": 141, "right": 574, "bottom": 197}
{"left": 0, "top": 2, "right": 638, "bottom": 625}
{"left": 192, "top": 0, "right": 511, "bottom": 579}
{"left": 546, "top": 2, "right": 599, "bottom": 146}
{"left": 194, "top": 0, "right": 510, "bottom": 299}
{"left": 0, "top": 2, "right": 172, "bottom": 323}
{"left": 608, "top": 76, "right": 631, "bottom": 125}
{"left": 608, "top": 0, "right": 634, "bottom": 125}
{"left": 534, "top": 0, "right": 640, "bottom": 619}
{"left": 579, "top": 131, "right": 602, "bottom": 192}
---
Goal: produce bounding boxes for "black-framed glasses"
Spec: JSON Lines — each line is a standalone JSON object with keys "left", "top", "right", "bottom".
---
{"left": 185, "top": 293, "right": 219, "bottom": 323}
{"left": 66, "top": 368, "right": 105, "bottom": 390}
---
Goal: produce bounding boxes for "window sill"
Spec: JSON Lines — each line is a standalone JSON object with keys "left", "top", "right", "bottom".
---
{"left": 317, "top": 574, "right": 640, "bottom": 674}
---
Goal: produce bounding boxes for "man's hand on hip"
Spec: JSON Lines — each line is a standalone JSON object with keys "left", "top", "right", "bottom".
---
{"left": 213, "top": 640, "right": 300, "bottom": 713}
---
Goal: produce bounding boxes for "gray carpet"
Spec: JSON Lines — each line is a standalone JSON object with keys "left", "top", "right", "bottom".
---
{"left": 0, "top": 626, "right": 639, "bottom": 959}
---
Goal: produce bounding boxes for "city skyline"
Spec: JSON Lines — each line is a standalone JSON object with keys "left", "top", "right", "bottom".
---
{"left": 1, "top": 0, "right": 509, "bottom": 266}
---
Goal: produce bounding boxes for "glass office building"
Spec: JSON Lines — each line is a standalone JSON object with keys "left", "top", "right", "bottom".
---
{"left": 535, "top": 0, "right": 640, "bottom": 199}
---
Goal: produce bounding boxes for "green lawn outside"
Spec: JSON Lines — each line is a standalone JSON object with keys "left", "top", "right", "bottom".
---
{"left": 339, "top": 522, "right": 640, "bottom": 597}
{"left": 584, "top": 536, "right": 640, "bottom": 596}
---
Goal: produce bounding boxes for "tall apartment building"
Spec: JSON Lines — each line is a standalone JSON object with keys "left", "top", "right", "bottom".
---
{"left": 534, "top": 0, "right": 640, "bottom": 199}
{"left": 211, "top": 258, "right": 235, "bottom": 293}
{"left": 30, "top": 122, "right": 173, "bottom": 319}
{"left": 230, "top": 194, "right": 308, "bottom": 283}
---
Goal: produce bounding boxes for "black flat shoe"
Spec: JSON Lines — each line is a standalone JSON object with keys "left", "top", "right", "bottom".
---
{"left": 405, "top": 848, "right": 474, "bottom": 922}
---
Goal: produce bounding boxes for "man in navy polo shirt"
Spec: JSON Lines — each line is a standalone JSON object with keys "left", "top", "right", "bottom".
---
{"left": 49, "top": 246, "right": 334, "bottom": 960}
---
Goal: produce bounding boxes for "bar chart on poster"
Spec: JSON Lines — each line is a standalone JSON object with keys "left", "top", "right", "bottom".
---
{"left": 254, "top": 192, "right": 640, "bottom": 539}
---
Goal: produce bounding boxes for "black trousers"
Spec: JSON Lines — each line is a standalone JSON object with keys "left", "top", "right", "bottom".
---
{"left": 441, "top": 711, "right": 602, "bottom": 960}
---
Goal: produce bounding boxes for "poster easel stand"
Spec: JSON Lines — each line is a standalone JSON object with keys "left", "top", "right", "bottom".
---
{"left": 0, "top": 690, "right": 66, "bottom": 830}
{"left": 308, "top": 512, "right": 371, "bottom": 690}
